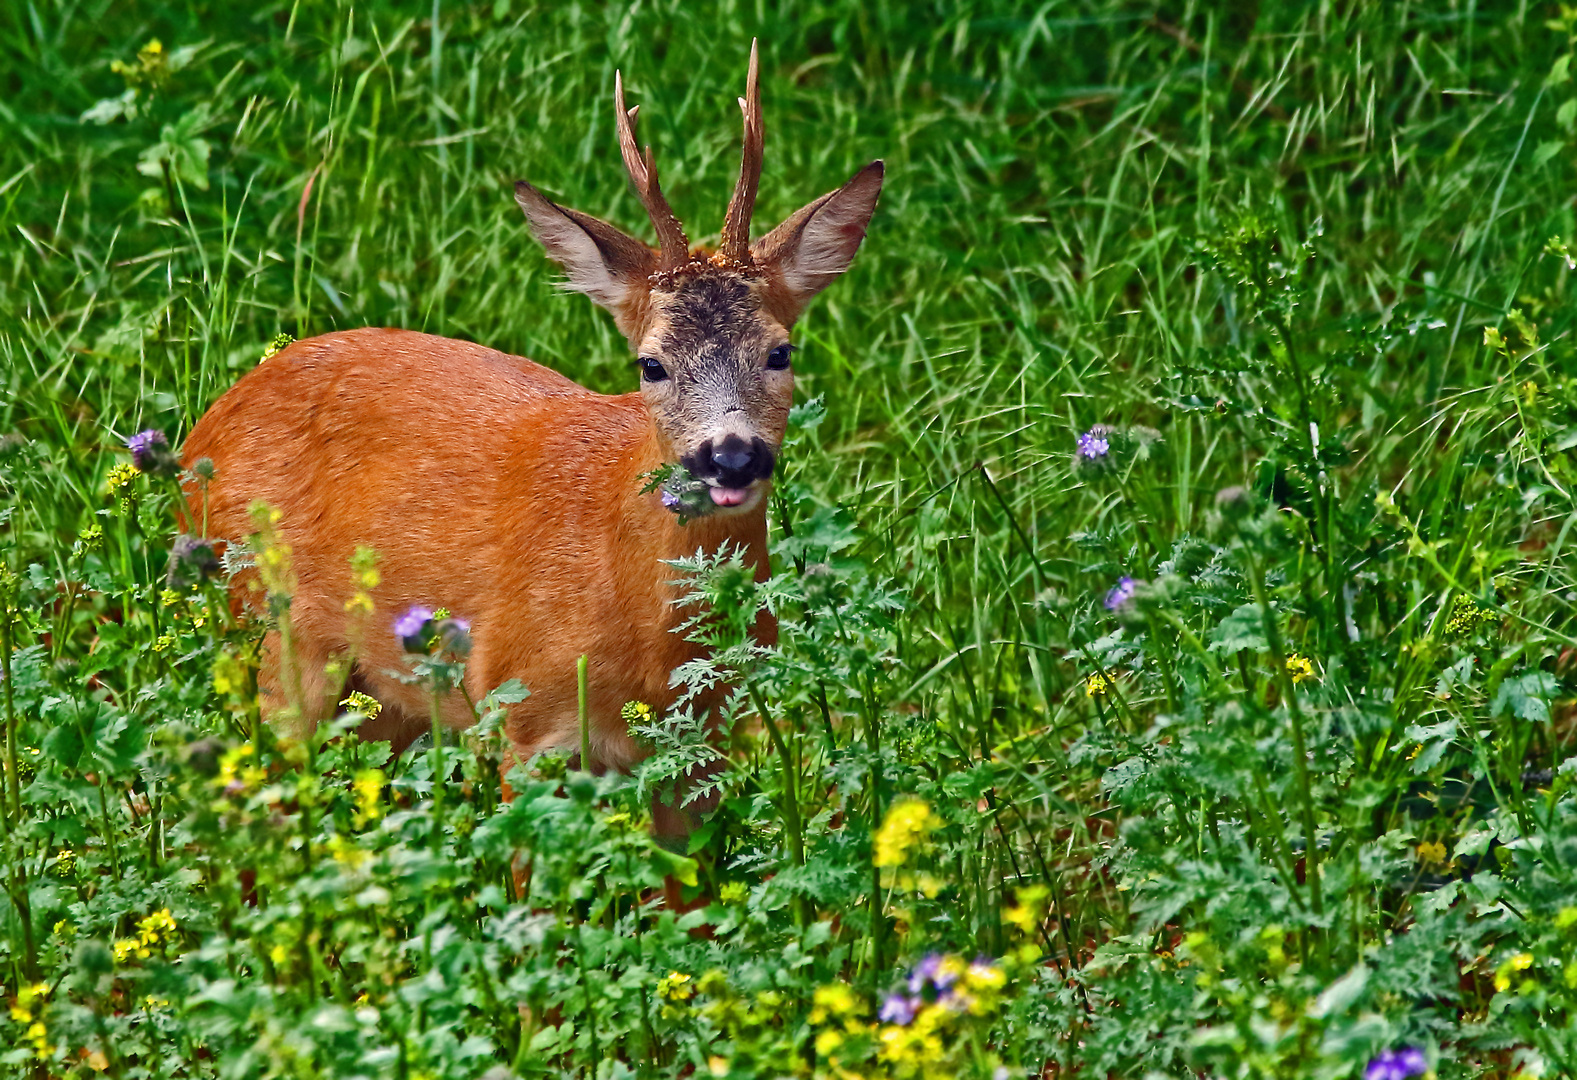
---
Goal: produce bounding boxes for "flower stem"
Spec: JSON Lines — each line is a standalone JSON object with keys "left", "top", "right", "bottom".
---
{"left": 1245, "top": 549, "right": 1323, "bottom": 921}
{"left": 577, "top": 654, "right": 592, "bottom": 773}
{"left": 429, "top": 682, "right": 444, "bottom": 849}
{"left": 0, "top": 584, "right": 19, "bottom": 824}
{"left": 748, "top": 677, "right": 806, "bottom": 927}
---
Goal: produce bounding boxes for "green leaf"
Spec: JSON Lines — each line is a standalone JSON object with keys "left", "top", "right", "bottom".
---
{"left": 1207, "top": 602, "right": 1272, "bottom": 653}
{"left": 1559, "top": 97, "right": 1577, "bottom": 134}
{"left": 41, "top": 719, "right": 82, "bottom": 770}
{"left": 1308, "top": 963, "right": 1368, "bottom": 1018}
{"left": 787, "top": 395, "right": 826, "bottom": 431}
{"left": 137, "top": 108, "right": 213, "bottom": 191}
{"left": 80, "top": 89, "right": 138, "bottom": 125}
{"left": 776, "top": 505, "right": 858, "bottom": 562}
{"left": 649, "top": 847, "right": 698, "bottom": 887}
{"left": 1402, "top": 719, "right": 1458, "bottom": 772}
{"left": 1490, "top": 671, "right": 1558, "bottom": 722}
{"left": 1534, "top": 140, "right": 1567, "bottom": 167}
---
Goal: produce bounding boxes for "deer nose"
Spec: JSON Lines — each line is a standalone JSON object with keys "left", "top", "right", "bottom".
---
{"left": 712, "top": 437, "right": 757, "bottom": 474}
{"left": 686, "top": 434, "right": 776, "bottom": 488}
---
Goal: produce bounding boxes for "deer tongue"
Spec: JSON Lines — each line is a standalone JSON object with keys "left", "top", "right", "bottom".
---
{"left": 709, "top": 486, "right": 752, "bottom": 507}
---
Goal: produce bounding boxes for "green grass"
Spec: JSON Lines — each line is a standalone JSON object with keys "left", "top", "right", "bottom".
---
{"left": 3, "top": 1, "right": 1577, "bottom": 1077}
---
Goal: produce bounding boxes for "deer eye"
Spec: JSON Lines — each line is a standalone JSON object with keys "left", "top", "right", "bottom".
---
{"left": 639, "top": 357, "right": 669, "bottom": 382}
{"left": 767, "top": 344, "right": 793, "bottom": 370}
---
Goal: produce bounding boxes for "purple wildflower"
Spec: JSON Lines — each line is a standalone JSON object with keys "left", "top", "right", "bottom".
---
{"left": 125, "top": 429, "right": 179, "bottom": 475}
{"left": 906, "top": 952, "right": 960, "bottom": 1002}
{"left": 1105, "top": 576, "right": 1138, "bottom": 611}
{"left": 660, "top": 489, "right": 681, "bottom": 510}
{"left": 1393, "top": 1049, "right": 1426, "bottom": 1075}
{"left": 1075, "top": 428, "right": 1110, "bottom": 461}
{"left": 393, "top": 606, "right": 434, "bottom": 651}
{"left": 168, "top": 534, "right": 220, "bottom": 588}
{"left": 878, "top": 993, "right": 916, "bottom": 1025}
{"left": 1365, "top": 1047, "right": 1427, "bottom": 1080}
{"left": 908, "top": 953, "right": 942, "bottom": 995}
{"left": 434, "top": 616, "right": 472, "bottom": 658}
{"left": 125, "top": 429, "right": 166, "bottom": 462}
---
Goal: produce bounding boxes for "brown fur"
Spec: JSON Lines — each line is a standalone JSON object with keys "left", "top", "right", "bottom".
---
{"left": 184, "top": 328, "right": 767, "bottom": 770}
{"left": 181, "top": 59, "right": 882, "bottom": 800}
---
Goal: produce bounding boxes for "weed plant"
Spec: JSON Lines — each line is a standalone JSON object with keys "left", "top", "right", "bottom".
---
{"left": 3, "top": 2, "right": 1577, "bottom": 1077}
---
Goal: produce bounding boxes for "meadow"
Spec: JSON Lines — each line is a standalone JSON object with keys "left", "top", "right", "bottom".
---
{"left": 2, "top": 0, "right": 1576, "bottom": 1076}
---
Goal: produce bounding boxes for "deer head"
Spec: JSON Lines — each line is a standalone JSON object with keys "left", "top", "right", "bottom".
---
{"left": 514, "top": 42, "right": 883, "bottom": 515}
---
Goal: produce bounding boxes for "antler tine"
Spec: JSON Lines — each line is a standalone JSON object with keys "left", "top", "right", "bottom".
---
{"left": 613, "top": 70, "right": 691, "bottom": 272}
{"left": 717, "top": 39, "right": 763, "bottom": 267}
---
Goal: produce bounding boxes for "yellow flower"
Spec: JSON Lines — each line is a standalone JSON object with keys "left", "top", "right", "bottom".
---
{"left": 213, "top": 648, "right": 255, "bottom": 700}
{"left": 656, "top": 971, "right": 693, "bottom": 1003}
{"left": 137, "top": 908, "right": 177, "bottom": 948}
{"left": 215, "top": 743, "right": 267, "bottom": 795}
{"left": 1446, "top": 594, "right": 1494, "bottom": 638}
{"left": 328, "top": 833, "right": 369, "bottom": 870}
{"left": 352, "top": 768, "right": 385, "bottom": 826}
{"left": 809, "top": 982, "right": 862, "bottom": 1024}
{"left": 25, "top": 1019, "right": 53, "bottom": 1060}
{"left": 874, "top": 798, "right": 941, "bottom": 869}
{"left": 113, "top": 937, "right": 149, "bottom": 964}
{"left": 153, "top": 633, "right": 177, "bottom": 652}
{"left": 719, "top": 881, "right": 748, "bottom": 905}
{"left": 9, "top": 983, "right": 48, "bottom": 1029}
{"left": 959, "top": 958, "right": 1007, "bottom": 1015}
{"left": 11, "top": 983, "right": 55, "bottom": 1053}
{"left": 1416, "top": 841, "right": 1447, "bottom": 865}
{"left": 1005, "top": 884, "right": 1050, "bottom": 935}
{"left": 106, "top": 461, "right": 139, "bottom": 495}
{"left": 269, "top": 943, "right": 289, "bottom": 966}
{"left": 341, "top": 691, "right": 383, "bottom": 720}
{"left": 1495, "top": 952, "right": 1535, "bottom": 992}
{"left": 1285, "top": 654, "right": 1315, "bottom": 684}
{"left": 814, "top": 1028, "right": 845, "bottom": 1057}
{"left": 261, "top": 332, "right": 295, "bottom": 361}
{"left": 621, "top": 700, "right": 655, "bottom": 725}
{"left": 1085, "top": 672, "right": 1110, "bottom": 697}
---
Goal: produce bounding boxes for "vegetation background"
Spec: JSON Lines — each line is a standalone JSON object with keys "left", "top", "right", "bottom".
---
{"left": 2, "top": 0, "right": 1576, "bottom": 1076}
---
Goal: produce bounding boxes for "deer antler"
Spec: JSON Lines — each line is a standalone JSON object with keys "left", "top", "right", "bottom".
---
{"left": 716, "top": 39, "right": 763, "bottom": 268}
{"left": 614, "top": 70, "right": 692, "bottom": 272}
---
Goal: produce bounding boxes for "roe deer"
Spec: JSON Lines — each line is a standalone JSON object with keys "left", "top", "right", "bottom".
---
{"left": 182, "top": 44, "right": 883, "bottom": 784}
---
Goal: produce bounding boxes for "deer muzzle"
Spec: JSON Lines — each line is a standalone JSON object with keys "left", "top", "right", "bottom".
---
{"left": 683, "top": 433, "right": 776, "bottom": 506}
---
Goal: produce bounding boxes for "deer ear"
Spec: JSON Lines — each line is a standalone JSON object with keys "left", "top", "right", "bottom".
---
{"left": 515, "top": 180, "right": 657, "bottom": 316}
{"left": 752, "top": 160, "right": 883, "bottom": 323}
